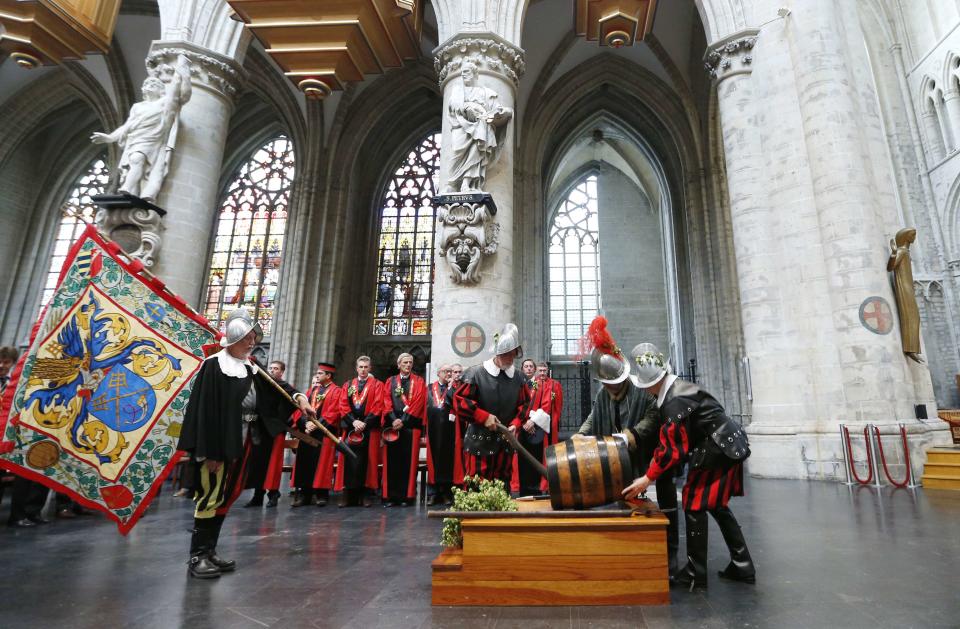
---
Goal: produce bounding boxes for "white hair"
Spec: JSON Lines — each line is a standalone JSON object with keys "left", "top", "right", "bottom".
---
{"left": 397, "top": 352, "right": 414, "bottom": 365}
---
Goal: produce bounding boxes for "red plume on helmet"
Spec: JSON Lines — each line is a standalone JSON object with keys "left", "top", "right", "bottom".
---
{"left": 577, "top": 315, "right": 622, "bottom": 360}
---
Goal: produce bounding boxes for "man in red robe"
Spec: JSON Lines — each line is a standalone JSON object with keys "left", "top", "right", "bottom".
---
{"left": 335, "top": 355, "right": 382, "bottom": 507}
{"left": 426, "top": 364, "right": 463, "bottom": 506}
{"left": 291, "top": 362, "right": 340, "bottom": 507}
{"left": 380, "top": 352, "right": 426, "bottom": 506}
{"left": 517, "top": 361, "right": 563, "bottom": 495}
{"left": 312, "top": 362, "right": 345, "bottom": 507}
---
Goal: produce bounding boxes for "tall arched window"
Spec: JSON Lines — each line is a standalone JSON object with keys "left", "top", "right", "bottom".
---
{"left": 549, "top": 174, "right": 601, "bottom": 356}
{"left": 202, "top": 136, "right": 295, "bottom": 336}
{"left": 40, "top": 156, "right": 110, "bottom": 308}
{"left": 371, "top": 132, "right": 441, "bottom": 336}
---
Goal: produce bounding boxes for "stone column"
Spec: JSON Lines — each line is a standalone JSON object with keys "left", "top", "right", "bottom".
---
{"left": 430, "top": 34, "right": 524, "bottom": 370}
{"left": 943, "top": 89, "right": 960, "bottom": 153}
{"left": 147, "top": 40, "right": 244, "bottom": 307}
{"left": 710, "top": 6, "right": 944, "bottom": 480}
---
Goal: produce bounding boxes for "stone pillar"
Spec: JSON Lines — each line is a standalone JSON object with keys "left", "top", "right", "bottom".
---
{"left": 942, "top": 89, "right": 960, "bottom": 153}
{"left": 147, "top": 40, "right": 243, "bottom": 307}
{"left": 431, "top": 34, "right": 524, "bottom": 370}
{"left": 921, "top": 108, "right": 946, "bottom": 162}
{"left": 709, "top": 7, "right": 944, "bottom": 479}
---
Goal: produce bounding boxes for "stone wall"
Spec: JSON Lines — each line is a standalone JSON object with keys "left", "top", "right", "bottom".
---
{"left": 596, "top": 167, "right": 670, "bottom": 356}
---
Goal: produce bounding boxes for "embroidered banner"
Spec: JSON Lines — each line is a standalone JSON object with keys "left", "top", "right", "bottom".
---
{"left": 0, "top": 225, "right": 218, "bottom": 534}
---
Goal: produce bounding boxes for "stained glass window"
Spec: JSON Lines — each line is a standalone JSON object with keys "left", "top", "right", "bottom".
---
{"left": 203, "top": 136, "right": 294, "bottom": 337}
{"left": 40, "top": 156, "right": 110, "bottom": 309}
{"left": 549, "top": 175, "right": 602, "bottom": 356}
{"left": 372, "top": 132, "right": 441, "bottom": 337}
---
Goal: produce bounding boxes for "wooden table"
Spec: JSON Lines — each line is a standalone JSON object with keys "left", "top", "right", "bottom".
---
{"left": 431, "top": 498, "right": 670, "bottom": 606}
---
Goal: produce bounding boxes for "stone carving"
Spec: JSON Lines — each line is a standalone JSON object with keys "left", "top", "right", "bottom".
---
{"left": 445, "top": 60, "right": 513, "bottom": 193}
{"left": 96, "top": 206, "right": 164, "bottom": 268}
{"left": 436, "top": 199, "right": 500, "bottom": 284}
{"left": 90, "top": 54, "right": 192, "bottom": 203}
{"left": 887, "top": 227, "right": 923, "bottom": 363}
{"left": 147, "top": 47, "right": 244, "bottom": 99}
{"left": 434, "top": 35, "right": 526, "bottom": 88}
{"left": 704, "top": 34, "right": 757, "bottom": 82}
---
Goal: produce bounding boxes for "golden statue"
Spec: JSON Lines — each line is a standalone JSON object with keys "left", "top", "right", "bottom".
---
{"left": 886, "top": 227, "right": 922, "bottom": 363}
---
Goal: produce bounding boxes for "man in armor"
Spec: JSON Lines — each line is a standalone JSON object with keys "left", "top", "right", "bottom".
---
{"left": 177, "top": 309, "right": 314, "bottom": 579}
{"left": 576, "top": 317, "right": 678, "bottom": 574}
{"left": 452, "top": 324, "right": 531, "bottom": 482}
{"left": 623, "top": 343, "right": 755, "bottom": 590}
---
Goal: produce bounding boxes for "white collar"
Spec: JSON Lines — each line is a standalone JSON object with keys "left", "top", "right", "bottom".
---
{"left": 214, "top": 349, "right": 258, "bottom": 379}
{"left": 657, "top": 374, "right": 678, "bottom": 407}
{"left": 483, "top": 358, "right": 515, "bottom": 378}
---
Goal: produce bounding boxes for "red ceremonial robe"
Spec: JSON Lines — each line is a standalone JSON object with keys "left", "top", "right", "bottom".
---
{"left": 334, "top": 377, "right": 382, "bottom": 491}
{"left": 511, "top": 377, "right": 564, "bottom": 493}
{"left": 313, "top": 384, "right": 345, "bottom": 489}
{"left": 426, "top": 381, "right": 464, "bottom": 486}
{"left": 380, "top": 373, "right": 426, "bottom": 501}
{"left": 262, "top": 434, "right": 286, "bottom": 491}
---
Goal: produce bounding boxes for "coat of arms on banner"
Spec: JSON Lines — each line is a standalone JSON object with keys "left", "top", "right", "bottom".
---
{"left": 0, "top": 225, "right": 217, "bottom": 534}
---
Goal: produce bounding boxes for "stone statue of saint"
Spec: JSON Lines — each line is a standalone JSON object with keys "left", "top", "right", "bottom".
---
{"left": 91, "top": 54, "right": 192, "bottom": 203}
{"left": 445, "top": 60, "right": 513, "bottom": 193}
{"left": 886, "top": 227, "right": 922, "bottom": 363}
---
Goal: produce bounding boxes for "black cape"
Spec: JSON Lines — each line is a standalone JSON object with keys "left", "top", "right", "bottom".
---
{"left": 177, "top": 354, "right": 301, "bottom": 462}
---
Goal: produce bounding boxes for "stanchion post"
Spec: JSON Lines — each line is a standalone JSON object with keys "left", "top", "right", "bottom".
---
{"left": 868, "top": 423, "right": 884, "bottom": 488}
{"left": 839, "top": 424, "right": 856, "bottom": 486}
{"left": 900, "top": 422, "right": 921, "bottom": 489}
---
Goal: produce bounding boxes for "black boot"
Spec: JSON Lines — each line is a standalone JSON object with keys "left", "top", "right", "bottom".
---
{"left": 187, "top": 518, "right": 220, "bottom": 579}
{"left": 672, "top": 510, "right": 708, "bottom": 591}
{"left": 315, "top": 489, "right": 328, "bottom": 507}
{"left": 655, "top": 476, "right": 680, "bottom": 577}
{"left": 207, "top": 515, "right": 235, "bottom": 573}
{"left": 664, "top": 508, "right": 680, "bottom": 577}
{"left": 244, "top": 489, "right": 265, "bottom": 508}
{"left": 266, "top": 490, "right": 280, "bottom": 508}
{"left": 712, "top": 507, "right": 755, "bottom": 583}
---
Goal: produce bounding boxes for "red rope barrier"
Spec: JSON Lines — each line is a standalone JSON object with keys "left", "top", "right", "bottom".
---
{"left": 873, "top": 425, "right": 910, "bottom": 488}
{"left": 843, "top": 425, "right": 874, "bottom": 485}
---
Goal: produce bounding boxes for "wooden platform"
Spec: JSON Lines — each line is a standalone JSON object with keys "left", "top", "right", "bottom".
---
{"left": 431, "top": 499, "right": 670, "bottom": 606}
{"left": 922, "top": 446, "right": 960, "bottom": 491}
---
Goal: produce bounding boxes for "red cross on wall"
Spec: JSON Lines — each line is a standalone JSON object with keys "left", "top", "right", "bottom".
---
{"left": 452, "top": 323, "right": 485, "bottom": 357}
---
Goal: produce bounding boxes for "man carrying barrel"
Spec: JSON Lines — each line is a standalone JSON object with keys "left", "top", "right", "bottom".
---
{"left": 576, "top": 317, "right": 679, "bottom": 575}
{"left": 452, "top": 323, "right": 531, "bottom": 483}
{"left": 623, "top": 343, "right": 755, "bottom": 591}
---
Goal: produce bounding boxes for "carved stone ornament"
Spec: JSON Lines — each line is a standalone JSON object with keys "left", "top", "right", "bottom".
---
{"left": 435, "top": 196, "right": 500, "bottom": 285}
{"left": 147, "top": 46, "right": 245, "bottom": 100}
{"left": 95, "top": 205, "right": 165, "bottom": 268}
{"left": 434, "top": 34, "right": 526, "bottom": 88}
{"left": 704, "top": 31, "right": 759, "bottom": 83}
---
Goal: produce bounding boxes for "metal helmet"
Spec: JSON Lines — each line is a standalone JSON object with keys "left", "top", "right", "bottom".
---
{"left": 491, "top": 323, "right": 522, "bottom": 356}
{"left": 629, "top": 342, "right": 670, "bottom": 388}
{"left": 590, "top": 347, "right": 631, "bottom": 384}
{"left": 220, "top": 308, "right": 263, "bottom": 348}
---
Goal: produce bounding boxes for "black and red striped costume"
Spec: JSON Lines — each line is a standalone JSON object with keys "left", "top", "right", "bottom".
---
{"left": 644, "top": 377, "right": 754, "bottom": 588}
{"left": 452, "top": 360, "right": 531, "bottom": 483}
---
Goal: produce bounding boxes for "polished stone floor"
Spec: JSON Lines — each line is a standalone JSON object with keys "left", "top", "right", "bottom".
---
{"left": 1, "top": 478, "right": 958, "bottom": 629}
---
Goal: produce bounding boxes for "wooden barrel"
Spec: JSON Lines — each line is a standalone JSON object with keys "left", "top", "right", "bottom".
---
{"left": 545, "top": 437, "right": 634, "bottom": 510}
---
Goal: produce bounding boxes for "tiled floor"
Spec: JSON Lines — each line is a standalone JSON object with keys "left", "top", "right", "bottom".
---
{"left": 1, "top": 478, "right": 958, "bottom": 628}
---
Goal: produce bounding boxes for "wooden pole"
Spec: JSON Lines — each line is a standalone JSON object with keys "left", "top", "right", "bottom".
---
{"left": 494, "top": 423, "right": 548, "bottom": 478}
{"left": 252, "top": 366, "right": 358, "bottom": 460}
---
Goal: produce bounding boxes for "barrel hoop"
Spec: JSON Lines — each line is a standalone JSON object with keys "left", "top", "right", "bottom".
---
{"left": 597, "top": 437, "right": 614, "bottom": 505}
{"left": 545, "top": 444, "right": 560, "bottom": 501}
{"left": 615, "top": 435, "right": 633, "bottom": 485}
{"left": 567, "top": 441, "right": 584, "bottom": 510}
{"left": 607, "top": 436, "right": 624, "bottom": 494}
{"left": 554, "top": 441, "right": 575, "bottom": 509}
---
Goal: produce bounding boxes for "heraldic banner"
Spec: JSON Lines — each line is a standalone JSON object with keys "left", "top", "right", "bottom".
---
{"left": 0, "top": 225, "right": 218, "bottom": 534}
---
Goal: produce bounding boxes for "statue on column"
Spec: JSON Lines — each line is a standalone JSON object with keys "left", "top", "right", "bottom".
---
{"left": 445, "top": 60, "right": 513, "bottom": 193}
{"left": 91, "top": 54, "right": 193, "bottom": 203}
{"left": 886, "top": 227, "right": 923, "bottom": 363}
